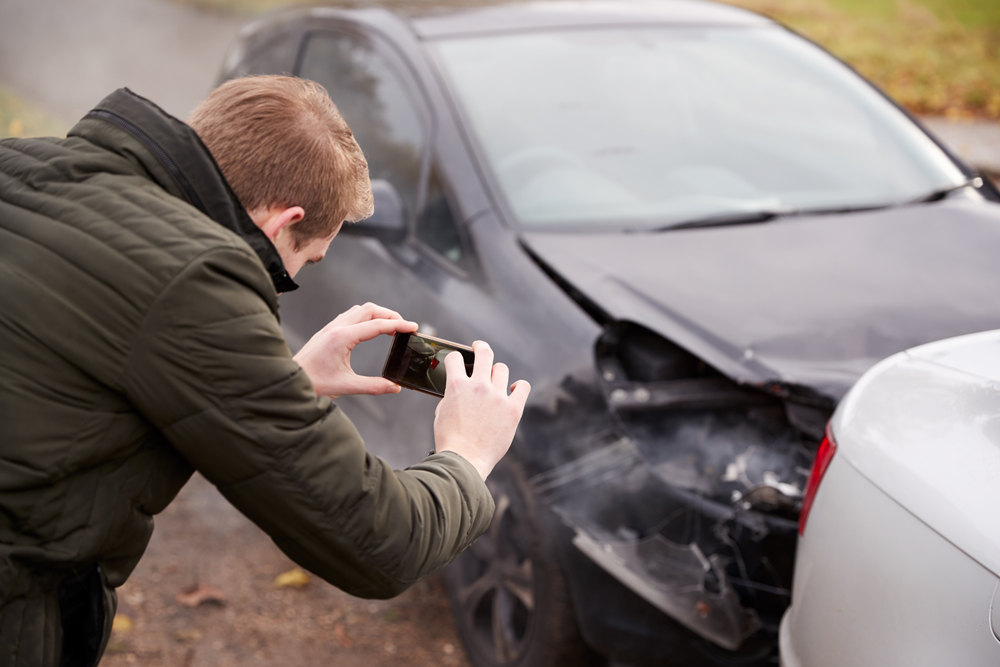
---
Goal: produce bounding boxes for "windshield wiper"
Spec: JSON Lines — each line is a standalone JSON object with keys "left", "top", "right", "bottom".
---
{"left": 632, "top": 198, "right": 924, "bottom": 233}
{"left": 907, "top": 176, "right": 983, "bottom": 204}
{"left": 631, "top": 187, "right": 967, "bottom": 234}
{"left": 634, "top": 208, "right": 795, "bottom": 233}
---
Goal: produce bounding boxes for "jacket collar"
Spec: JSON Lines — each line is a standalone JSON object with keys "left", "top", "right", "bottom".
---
{"left": 71, "top": 88, "right": 298, "bottom": 293}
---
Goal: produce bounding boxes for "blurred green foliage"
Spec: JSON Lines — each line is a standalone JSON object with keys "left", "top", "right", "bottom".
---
{"left": 727, "top": 0, "right": 1000, "bottom": 119}
{"left": 0, "top": 87, "right": 68, "bottom": 139}
{"left": 828, "top": 0, "right": 1000, "bottom": 26}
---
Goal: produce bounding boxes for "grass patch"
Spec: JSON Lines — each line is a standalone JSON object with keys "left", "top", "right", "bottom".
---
{"left": 725, "top": 0, "right": 1000, "bottom": 119}
{"left": 828, "top": 0, "right": 1000, "bottom": 27}
{"left": 0, "top": 87, "right": 68, "bottom": 139}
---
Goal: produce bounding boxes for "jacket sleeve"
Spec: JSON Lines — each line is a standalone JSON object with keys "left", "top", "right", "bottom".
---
{"left": 122, "top": 245, "right": 494, "bottom": 598}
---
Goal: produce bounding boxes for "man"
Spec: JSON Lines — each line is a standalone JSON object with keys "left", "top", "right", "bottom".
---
{"left": 0, "top": 75, "right": 530, "bottom": 666}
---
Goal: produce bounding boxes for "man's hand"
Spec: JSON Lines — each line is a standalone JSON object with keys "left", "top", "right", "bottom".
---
{"left": 294, "top": 303, "right": 418, "bottom": 398}
{"left": 433, "top": 341, "right": 531, "bottom": 480}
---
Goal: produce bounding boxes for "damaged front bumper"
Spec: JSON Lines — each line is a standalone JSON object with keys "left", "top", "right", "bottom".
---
{"left": 514, "top": 321, "right": 827, "bottom": 661}
{"left": 519, "top": 389, "right": 818, "bottom": 662}
{"left": 533, "top": 435, "right": 802, "bottom": 654}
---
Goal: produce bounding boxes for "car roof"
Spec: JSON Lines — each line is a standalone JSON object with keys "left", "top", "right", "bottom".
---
{"left": 401, "top": 1, "right": 774, "bottom": 39}
{"left": 286, "top": 1, "right": 773, "bottom": 41}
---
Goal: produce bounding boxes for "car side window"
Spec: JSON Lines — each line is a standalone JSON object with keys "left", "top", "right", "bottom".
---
{"left": 233, "top": 31, "right": 302, "bottom": 76}
{"left": 418, "top": 168, "right": 464, "bottom": 264}
{"left": 297, "top": 30, "right": 425, "bottom": 224}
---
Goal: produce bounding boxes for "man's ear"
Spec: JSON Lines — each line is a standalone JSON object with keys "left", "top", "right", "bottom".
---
{"left": 254, "top": 206, "right": 306, "bottom": 242}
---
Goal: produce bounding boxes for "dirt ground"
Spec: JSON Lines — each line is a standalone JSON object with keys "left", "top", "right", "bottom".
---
{"left": 101, "top": 473, "right": 472, "bottom": 667}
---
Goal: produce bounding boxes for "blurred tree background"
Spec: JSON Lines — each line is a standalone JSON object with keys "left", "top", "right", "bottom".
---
{"left": 0, "top": 89, "right": 66, "bottom": 139}
{"left": 727, "top": 0, "right": 1000, "bottom": 119}
{"left": 3, "top": 0, "right": 999, "bottom": 138}
{"left": 179, "top": 0, "right": 1000, "bottom": 120}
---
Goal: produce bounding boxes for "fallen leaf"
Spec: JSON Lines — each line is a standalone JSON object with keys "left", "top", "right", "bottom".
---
{"left": 274, "top": 567, "right": 310, "bottom": 589}
{"left": 176, "top": 584, "right": 227, "bottom": 608}
{"left": 174, "top": 627, "right": 203, "bottom": 643}
{"left": 333, "top": 622, "right": 352, "bottom": 648}
{"left": 111, "top": 613, "right": 133, "bottom": 633}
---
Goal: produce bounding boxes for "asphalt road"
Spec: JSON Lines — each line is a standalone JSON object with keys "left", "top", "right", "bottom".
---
{"left": 0, "top": 0, "right": 246, "bottom": 125}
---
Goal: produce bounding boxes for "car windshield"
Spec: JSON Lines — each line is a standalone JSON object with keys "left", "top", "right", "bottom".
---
{"left": 431, "top": 26, "right": 968, "bottom": 231}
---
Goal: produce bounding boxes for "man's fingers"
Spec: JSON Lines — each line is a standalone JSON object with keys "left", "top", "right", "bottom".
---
{"left": 345, "top": 318, "right": 418, "bottom": 346}
{"left": 366, "top": 377, "right": 404, "bottom": 395}
{"left": 341, "top": 375, "right": 404, "bottom": 397}
{"left": 443, "top": 350, "right": 469, "bottom": 391}
{"left": 361, "top": 303, "right": 407, "bottom": 322}
{"left": 491, "top": 362, "right": 510, "bottom": 393}
{"left": 471, "top": 340, "right": 494, "bottom": 382}
{"left": 336, "top": 302, "right": 412, "bottom": 326}
{"left": 509, "top": 379, "right": 531, "bottom": 408}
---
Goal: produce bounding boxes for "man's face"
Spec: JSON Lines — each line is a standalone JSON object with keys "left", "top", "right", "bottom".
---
{"left": 274, "top": 227, "right": 340, "bottom": 278}
{"left": 250, "top": 205, "right": 343, "bottom": 279}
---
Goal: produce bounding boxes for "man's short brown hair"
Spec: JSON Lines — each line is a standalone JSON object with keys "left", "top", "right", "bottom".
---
{"left": 188, "top": 75, "right": 372, "bottom": 245}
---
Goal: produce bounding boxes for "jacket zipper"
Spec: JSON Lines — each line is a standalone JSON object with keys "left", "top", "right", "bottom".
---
{"left": 85, "top": 109, "right": 207, "bottom": 214}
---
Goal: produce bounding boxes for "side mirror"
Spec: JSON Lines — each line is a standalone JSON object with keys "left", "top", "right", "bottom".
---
{"left": 342, "top": 179, "right": 407, "bottom": 243}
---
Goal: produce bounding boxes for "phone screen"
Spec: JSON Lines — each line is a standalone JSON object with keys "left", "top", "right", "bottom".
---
{"left": 381, "top": 332, "right": 475, "bottom": 397}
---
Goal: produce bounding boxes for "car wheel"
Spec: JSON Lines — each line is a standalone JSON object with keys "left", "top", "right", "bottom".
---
{"left": 444, "top": 461, "right": 602, "bottom": 667}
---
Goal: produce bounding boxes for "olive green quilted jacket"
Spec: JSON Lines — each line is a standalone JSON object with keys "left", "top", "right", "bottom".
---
{"left": 0, "top": 89, "right": 493, "bottom": 666}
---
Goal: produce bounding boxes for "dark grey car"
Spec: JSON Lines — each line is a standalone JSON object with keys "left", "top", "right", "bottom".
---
{"left": 217, "top": 2, "right": 1000, "bottom": 665}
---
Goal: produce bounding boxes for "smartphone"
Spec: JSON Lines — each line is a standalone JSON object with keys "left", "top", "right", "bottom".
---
{"left": 382, "top": 331, "right": 476, "bottom": 397}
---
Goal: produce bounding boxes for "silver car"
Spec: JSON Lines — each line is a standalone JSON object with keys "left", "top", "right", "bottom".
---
{"left": 780, "top": 329, "right": 1000, "bottom": 666}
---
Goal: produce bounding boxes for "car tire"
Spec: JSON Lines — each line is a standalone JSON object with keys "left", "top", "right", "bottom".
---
{"left": 443, "top": 461, "right": 603, "bottom": 667}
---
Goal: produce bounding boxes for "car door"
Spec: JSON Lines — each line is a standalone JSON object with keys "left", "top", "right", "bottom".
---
{"left": 276, "top": 23, "right": 488, "bottom": 467}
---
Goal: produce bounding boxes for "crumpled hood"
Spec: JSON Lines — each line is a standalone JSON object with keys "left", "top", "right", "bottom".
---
{"left": 521, "top": 198, "right": 1000, "bottom": 400}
